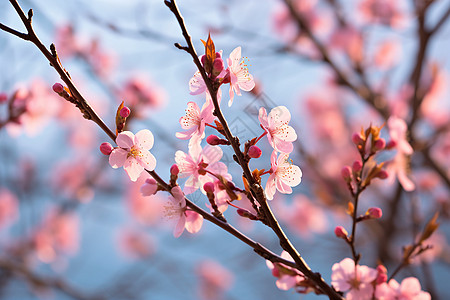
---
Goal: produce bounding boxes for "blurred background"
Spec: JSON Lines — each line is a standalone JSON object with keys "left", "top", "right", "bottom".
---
{"left": 1, "top": 0, "right": 450, "bottom": 299}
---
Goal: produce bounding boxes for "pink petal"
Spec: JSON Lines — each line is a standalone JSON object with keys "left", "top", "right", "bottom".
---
{"left": 269, "top": 106, "right": 291, "bottom": 127}
{"left": 280, "top": 164, "right": 302, "bottom": 187}
{"left": 229, "top": 47, "right": 242, "bottom": 71}
{"left": 124, "top": 158, "right": 145, "bottom": 182}
{"left": 400, "top": 277, "right": 422, "bottom": 296}
{"left": 276, "top": 179, "right": 292, "bottom": 194}
{"left": 258, "top": 107, "right": 269, "bottom": 128}
{"left": 238, "top": 73, "right": 255, "bottom": 91}
{"left": 265, "top": 174, "right": 276, "bottom": 200}
{"left": 109, "top": 148, "right": 128, "bottom": 168}
{"left": 171, "top": 186, "right": 186, "bottom": 204}
{"left": 185, "top": 210, "right": 203, "bottom": 233}
{"left": 189, "top": 72, "right": 206, "bottom": 95}
{"left": 173, "top": 214, "right": 186, "bottom": 238}
{"left": 135, "top": 129, "right": 154, "bottom": 150}
{"left": 274, "top": 139, "right": 294, "bottom": 154}
{"left": 202, "top": 145, "right": 223, "bottom": 164}
{"left": 175, "top": 127, "right": 197, "bottom": 140}
{"left": 138, "top": 151, "right": 157, "bottom": 171}
{"left": 276, "top": 275, "right": 298, "bottom": 290}
{"left": 116, "top": 131, "right": 135, "bottom": 149}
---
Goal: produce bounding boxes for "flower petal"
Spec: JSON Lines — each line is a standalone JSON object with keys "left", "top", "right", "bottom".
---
{"left": 185, "top": 210, "right": 203, "bottom": 234}
{"left": 135, "top": 129, "right": 154, "bottom": 150}
{"left": 124, "top": 158, "right": 144, "bottom": 182}
{"left": 109, "top": 148, "right": 128, "bottom": 168}
{"left": 116, "top": 131, "right": 135, "bottom": 149}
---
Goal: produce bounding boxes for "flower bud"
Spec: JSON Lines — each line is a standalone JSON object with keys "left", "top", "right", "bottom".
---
{"left": 373, "top": 138, "right": 386, "bottom": 151}
{"left": 170, "top": 164, "right": 179, "bottom": 176}
{"left": 207, "top": 134, "right": 220, "bottom": 145}
{"left": 212, "top": 58, "right": 225, "bottom": 77}
{"left": 375, "top": 170, "right": 389, "bottom": 179}
{"left": 367, "top": 207, "right": 382, "bottom": 219}
{"left": 248, "top": 145, "right": 262, "bottom": 159}
{"left": 203, "top": 182, "right": 215, "bottom": 194}
{"left": 237, "top": 208, "right": 258, "bottom": 220}
{"left": 352, "top": 132, "right": 364, "bottom": 145}
{"left": 99, "top": 142, "right": 114, "bottom": 155}
{"left": 140, "top": 178, "right": 158, "bottom": 196}
{"left": 52, "top": 83, "right": 64, "bottom": 94}
{"left": 200, "top": 55, "right": 206, "bottom": 66}
{"left": 386, "top": 140, "right": 397, "bottom": 149}
{"left": 352, "top": 160, "right": 363, "bottom": 173}
{"left": 0, "top": 93, "right": 7, "bottom": 103}
{"left": 341, "top": 166, "right": 352, "bottom": 182}
{"left": 376, "top": 265, "right": 388, "bottom": 284}
{"left": 120, "top": 106, "right": 131, "bottom": 118}
{"left": 334, "top": 226, "right": 348, "bottom": 239}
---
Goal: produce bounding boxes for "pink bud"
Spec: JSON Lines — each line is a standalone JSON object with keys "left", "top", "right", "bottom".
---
{"left": 367, "top": 207, "right": 382, "bottom": 219}
{"left": 334, "top": 226, "right": 348, "bottom": 239}
{"left": 207, "top": 134, "right": 221, "bottom": 145}
{"left": 352, "top": 132, "right": 364, "bottom": 145}
{"left": 200, "top": 55, "right": 206, "bottom": 66}
{"left": 386, "top": 140, "right": 397, "bottom": 149}
{"left": 373, "top": 138, "right": 386, "bottom": 151}
{"left": 0, "top": 93, "right": 7, "bottom": 103}
{"left": 341, "top": 166, "right": 352, "bottom": 182}
{"left": 212, "top": 58, "right": 225, "bottom": 76}
{"left": 120, "top": 106, "right": 131, "bottom": 118}
{"left": 352, "top": 160, "right": 363, "bottom": 173}
{"left": 99, "top": 142, "right": 114, "bottom": 155}
{"left": 203, "top": 182, "right": 215, "bottom": 194}
{"left": 248, "top": 145, "right": 262, "bottom": 159}
{"left": 140, "top": 178, "right": 158, "bottom": 196}
{"left": 52, "top": 83, "right": 64, "bottom": 94}
{"left": 376, "top": 265, "right": 388, "bottom": 284}
{"left": 271, "top": 266, "right": 280, "bottom": 278}
{"left": 170, "top": 164, "right": 179, "bottom": 176}
{"left": 376, "top": 170, "right": 389, "bottom": 179}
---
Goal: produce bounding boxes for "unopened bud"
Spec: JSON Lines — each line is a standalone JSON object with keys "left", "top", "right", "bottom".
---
{"left": 140, "top": 178, "right": 158, "bottom": 196}
{"left": 375, "top": 170, "right": 388, "bottom": 179}
{"left": 248, "top": 145, "right": 262, "bottom": 159}
{"left": 207, "top": 135, "right": 221, "bottom": 145}
{"left": 237, "top": 208, "right": 258, "bottom": 220}
{"left": 341, "top": 166, "right": 352, "bottom": 182}
{"left": 170, "top": 164, "right": 179, "bottom": 176}
{"left": 99, "top": 142, "right": 114, "bottom": 155}
{"left": 367, "top": 207, "right": 382, "bottom": 219}
{"left": 376, "top": 265, "right": 388, "bottom": 284}
{"left": 352, "top": 160, "right": 363, "bottom": 173}
{"left": 120, "top": 106, "right": 131, "bottom": 118}
{"left": 334, "top": 226, "right": 348, "bottom": 239}
{"left": 352, "top": 132, "right": 364, "bottom": 145}
{"left": 203, "top": 182, "right": 215, "bottom": 194}
{"left": 212, "top": 58, "right": 225, "bottom": 77}
{"left": 0, "top": 93, "right": 7, "bottom": 103}
{"left": 200, "top": 55, "right": 206, "bottom": 66}
{"left": 386, "top": 140, "right": 397, "bottom": 149}
{"left": 373, "top": 138, "right": 386, "bottom": 151}
{"left": 52, "top": 83, "right": 64, "bottom": 94}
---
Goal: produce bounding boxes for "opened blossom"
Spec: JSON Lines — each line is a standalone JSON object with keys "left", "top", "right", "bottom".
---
{"left": 175, "top": 142, "right": 228, "bottom": 194}
{"left": 227, "top": 46, "right": 255, "bottom": 106}
{"left": 176, "top": 101, "right": 214, "bottom": 143}
{"left": 265, "top": 151, "right": 302, "bottom": 200}
{"left": 259, "top": 106, "right": 297, "bottom": 154}
{"left": 375, "top": 277, "right": 431, "bottom": 300}
{"left": 331, "top": 258, "right": 377, "bottom": 300}
{"left": 109, "top": 129, "right": 157, "bottom": 182}
{"left": 266, "top": 251, "right": 310, "bottom": 293}
{"left": 164, "top": 186, "right": 203, "bottom": 238}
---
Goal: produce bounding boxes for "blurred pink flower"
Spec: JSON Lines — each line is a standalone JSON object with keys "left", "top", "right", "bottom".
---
{"left": 259, "top": 106, "right": 297, "bottom": 154}
{"left": 421, "top": 67, "right": 449, "bottom": 127}
{"left": 117, "top": 227, "right": 155, "bottom": 259}
{"left": 265, "top": 151, "right": 302, "bottom": 200}
{"left": 266, "top": 251, "right": 309, "bottom": 292}
{"left": 176, "top": 101, "right": 214, "bottom": 143}
{"left": 358, "top": 0, "right": 407, "bottom": 28}
{"left": 164, "top": 186, "right": 203, "bottom": 238}
{"left": 120, "top": 75, "right": 167, "bottom": 112}
{"left": 54, "top": 24, "right": 79, "bottom": 58}
{"left": 329, "top": 27, "right": 364, "bottom": 63}
{"left": 196, "top": 260, "right": 233, "bottom": 300}
{"left": 128, "top": 175, "right": 164, "bottom": 226}
{"left": 109, "top": 129, "right": 157, "bottom": 182}
{"left": 373, "top": 39, "right": 401, "bottom": 69}
{"left": 331, "top": 258, "right": 377, "bottom": 300}
{"left": 375, "top": 277, "right": 431, "bottom": 300}
{"left": 34, "top": 210, "right": 79, "bottom": 263}
{"left": 226, "top": 47, "right": 255, "bottom": 106}
{"left": 175, "top": 143, "right": 228, "bottom": 194}
{"left": 0, "top": 188, "right": 19, "bottom": 230}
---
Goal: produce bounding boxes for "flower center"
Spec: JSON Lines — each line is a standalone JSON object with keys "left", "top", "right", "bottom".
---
{"left": 128, "top": 145, "right": 142, "bottom": 158}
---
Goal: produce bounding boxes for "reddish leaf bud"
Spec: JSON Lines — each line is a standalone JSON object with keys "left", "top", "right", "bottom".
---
{"left": 248, "top": 145, "right": 262, "bottom": 159}
{"left": 99, "top": 142, "right": 114, "bottom": 155}
{"left": 373, "top": 138, "right": 386, "bottom": 151}
{"left": 203, "top": 182, "right": 215, "bottom": 194}
{"left": 170, "top": 164, "right": 179, "bottom": 176}
{"left": 120, "top": 106, "right": 131, "bottom": 118}
{"left": 341, "top": 166, "right": 353, "bottom": 182}
{"left": 367, "top": 207, "right": 383, "bottom": 219}
{"left": 352, "top": 160, "right": 363, "bottom": 173}
{"left": 52, "top": 83, "right": 64, "bottom": 94}
{"left": 334, "top": 226, "right": 348, "bottom": 239}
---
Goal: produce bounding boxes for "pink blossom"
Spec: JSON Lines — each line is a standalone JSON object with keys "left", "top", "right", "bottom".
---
{"left": 266, "top": 251, "right": 307, "bottom": 291}
{"left": 226, "top": 47, "right": 255, "bottom": 106}
{"left": 259, "top": 106, "right": 297, "bottom": 154}
{"left": 164, "top": 186, "right": 203, "bottom": 238}
{"left": 374, "top": 39, "right": 401, "bottom": 69}
{"left": 331, "top": 258, "right": 377, "bottom": 300}
{"left": 109, "top": 129, "right": 157, "bottom": 182}
{"left": 196, "top": 260, "right": 234, "bottom": 300}
{"left": 189, "top": 71, "right": 207, "bottom": 95}
{"left": 176, "top": 101, "right": 214, "bottom": 143}
{"left": 387, "top": 116, "right": 415, "bottom": 191}
{"left": 375, "top": 277, "right": 431, "bottom": 300}
{"left": 421, "top": 67, "right": 449, "bottom": 127}
{"left": 128, "top": 176, "right": 164, "bottom": 226}
{"left": 117, "top": 227, "right": 155, "bottom": 260}
{"left": 175, "top": 143, "right": 228, "bottom": 194}
{"left": 0, "top": 188, "right": 19, "bottom": 230}
{"left": 140, "top": 178, "right": 158, "bottom": 196}
{"left": 265, "top": 151, "right": 302, "bottom": 200}
{"left": 120, "top": 75, "right": 167, "bottom": 112}
{"left": 358, "top": 0, "right": 406, "bottom": 28}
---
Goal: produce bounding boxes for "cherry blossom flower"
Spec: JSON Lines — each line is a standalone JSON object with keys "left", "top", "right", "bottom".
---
{"left": 120, "top": 75, "right": 167, "bottom": 113}
{"left": 117, "top": 227, "right": 155, "bottom": 260}
{"left": 357, "top": 0, "right": 406, "bottom": 28}
{"left": 265, "top": 151, "right": 302, "bottom": 200}
{"left": 373, "top": 39, "right": 401, "bottom": 70}
{"left": 375, "top": 277, "right": 431, "bottom": 300}
{"left": 331, "top": 258, "right": 377, "bottom": 300}
{"left": 109, "top": 129, "right": 157, "bottom": 182}
{"left": 176, "top": 101, "right": 214, "bottom": 143}
{"left": 387, "top": 116, "right": 415, "bottom": 191}
{"left": 259, "top": 106, "right": 297, "bottom": 154}
{"left": 226, "top": 47, "right": 255, "bottom": 106}
{"left": 196, "top": 260, "right": 234, "bottom": 300}
{"left": 189, "top": 71, "right": 207, "bottom": 96}
{"left": 164, "top": 186, "right": 203, "bottom": 238}
{"left": 175, "top": 142, "right": 228, "bottom": 194}
{"left": 0, "top": 188, "right": 19, "bottom": 230}
{"left": 128, "top": 175, "right": 164, "bottom": 226}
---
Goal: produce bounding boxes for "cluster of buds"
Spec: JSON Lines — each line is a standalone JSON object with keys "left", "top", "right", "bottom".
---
{"left": 115, "top": 102, "right": 131, "bottom": 134}
{"left": 200, "top": 34, "right": 226, "bottom": 81}
{"left": 203, "top": 182, "right": 226, "bottom": 221}
{"left": 352, "top": 124, "right": 386, "bottom": 158}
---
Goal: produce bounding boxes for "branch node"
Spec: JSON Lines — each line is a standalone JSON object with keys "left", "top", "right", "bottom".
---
{"left": 27, "top": 9, "right": 33, "bottom": 22}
